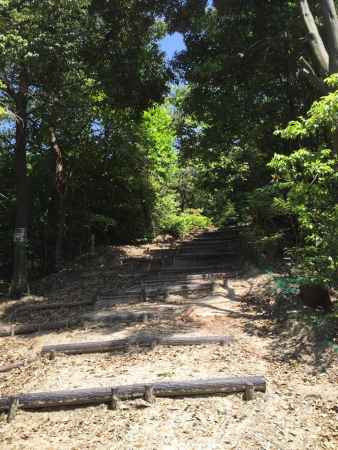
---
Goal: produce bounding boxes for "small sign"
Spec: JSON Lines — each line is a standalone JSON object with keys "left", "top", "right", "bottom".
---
{"left": 13, "top": 227, "right": 27, "bottom": 243}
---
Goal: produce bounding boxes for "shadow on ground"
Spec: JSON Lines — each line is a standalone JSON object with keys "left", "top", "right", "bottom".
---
{"left": 238, "top": 279, "right": 337, "bottom": 373}
{"left": 0, "top": 229, "right": 241, "bottom": 343}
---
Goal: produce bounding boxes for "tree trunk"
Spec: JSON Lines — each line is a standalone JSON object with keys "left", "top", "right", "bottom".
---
{"left": 321, "top": 0, "right": 338, "bottom": 73}
{"left": 299, "top": 0, "right": 329, "bottom": 74}
{"left": 10, "top": 89, "right": 28, "bottom": 298}
{"left": 299, "top": 0, "right": 338, "bottom": 153}
{"left": 49, "top": 127, "right": 65, "bottom": 271}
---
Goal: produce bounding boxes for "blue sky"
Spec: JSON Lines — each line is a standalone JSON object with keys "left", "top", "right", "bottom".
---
{"left": 159, "top": 1, "right": 213, "bottom": 60}
{"left": 159, "top": 32, "right": 186, "bottom": 60}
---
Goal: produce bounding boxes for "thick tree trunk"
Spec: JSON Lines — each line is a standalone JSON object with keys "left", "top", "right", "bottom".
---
{"left": 321, "top": 0, "right": 338, "bottom": 73}
{"left": 10, "top": 90, "right": 28, "bottom": 298}
{"left": 299, "top": 0, "right": 329, "bottom": 74}
{"left": 49, "top": 127, "right": 65, "bottom": 271}
{"left": 299, "top": 0, "right": 338, "bottom": 153}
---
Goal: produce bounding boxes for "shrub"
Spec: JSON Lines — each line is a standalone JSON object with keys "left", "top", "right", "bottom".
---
{"left": 161, "top": 208, "right": 212, "bottom": 238}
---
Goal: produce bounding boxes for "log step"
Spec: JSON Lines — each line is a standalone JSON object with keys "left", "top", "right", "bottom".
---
{"left": 162, "top": 265, "right": 240, "bottom": 274}
{"left": 0, "top": 312, "right": 155, "bottom": 337}
{"left": 105, "top": 282, "right": 214, "bottom": 299}
{"left": 0, "top": 376, "right": 266, "bottom": 411}
{"left": 175, "top": 253, "right": 237, "bottom": 260}
{"left": 41, "top": 335, "right": 233, "bottom": 355}
{"left": 10, "top": 300, "right": 94, "bottom": 317}
{"left": 141, "top": 272, "right": 237, "bottom": 283}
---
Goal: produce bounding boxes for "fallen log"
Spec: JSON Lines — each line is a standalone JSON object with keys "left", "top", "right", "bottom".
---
{"left": 41, "top": 335, "right": 233, "bottom": 356}
{"left": 0, "top": 376, "right": 266, "bottom": 411}
{"left": 0, "top": 312, "right": 155, "bottom": 337}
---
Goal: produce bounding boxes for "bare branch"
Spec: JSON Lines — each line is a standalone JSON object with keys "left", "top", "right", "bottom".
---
{"left": 299, "top": 56, "right": 329, "bottom": 94}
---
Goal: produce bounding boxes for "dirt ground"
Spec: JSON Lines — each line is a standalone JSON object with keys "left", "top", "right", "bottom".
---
{"left": 0, "top": 237, "right": 337, "bottom": 450}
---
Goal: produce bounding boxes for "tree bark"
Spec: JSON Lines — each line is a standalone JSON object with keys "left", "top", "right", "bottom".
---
{"left": 10, "top": 85, "right": 28, "bottom": 299}
{"left": 0, "top": 376, "right": 266, "bottom": 411}
{"left": 49, "top": 127, "right": 65, "bottom": 271}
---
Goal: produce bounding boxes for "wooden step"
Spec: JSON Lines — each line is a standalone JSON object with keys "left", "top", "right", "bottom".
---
{"left": 41, "top": 335, "right": 233, "bottom": 355}
{"left": 0, "top": 376, "right": 266, "bottom": 412}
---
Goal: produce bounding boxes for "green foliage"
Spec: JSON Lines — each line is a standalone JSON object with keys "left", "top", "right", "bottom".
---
{"left": 161, "top": 208, "right": 212, "bottom": 238}
{"left": 270, "top": 79, "right": 338, "bottom": 285}
{"left": 276, "top": 75, "right": 338, "bottom": 138}
{"left": 0, "top": 1, "right": 173, "bottom": 276}
{"left": 137, "top": 104, "right": 179, "bottom": 237}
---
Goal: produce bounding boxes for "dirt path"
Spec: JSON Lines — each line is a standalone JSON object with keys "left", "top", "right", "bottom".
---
{"left": 0, "top": 230, "right": 337, "bottom": 449}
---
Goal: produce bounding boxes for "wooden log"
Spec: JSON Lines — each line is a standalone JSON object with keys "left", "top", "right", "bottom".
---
{"left": 178, "top": 250, "right": 237, "bottom": 257}
{"left": 41, "top": 335, "right": 233, "bottom": 356}
{"left": 0, "top": 376, "right": 266, "bottom": 411}
{"left": 141, "top": 273, "right": 235, "bottom": 283}
{"left": 163, "top": 266, "right": 238, "bottom": 274}
{"left": 0, "top": 319, "right": 82, "bottom": 338}
{"left": 98, "top": 283, "right": 213, "bottom": 302}
{"left": 12, "top": 300, "right": 94, "bottom": 314}
{"left": 0, "top": 312, "right": 155, "bottom": 337}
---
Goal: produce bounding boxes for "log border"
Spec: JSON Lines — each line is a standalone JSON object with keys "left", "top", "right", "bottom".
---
{"left": 0, "top": 376, "right": 266, "bottom": 411}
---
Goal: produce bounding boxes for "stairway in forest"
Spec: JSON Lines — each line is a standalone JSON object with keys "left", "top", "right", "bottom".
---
{"left": 0, "top": 228, "right": 243, "bottom": 336}
{"left": 0, "top": 226, "right": 268, "bottom": 418}
{"left": 94, "top": 227, "right": 243, "bottom": 319}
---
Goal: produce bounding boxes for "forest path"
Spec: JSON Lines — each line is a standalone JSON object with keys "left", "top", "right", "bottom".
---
{"left": 0, "top": 229, "right": 337, "bottom": 449}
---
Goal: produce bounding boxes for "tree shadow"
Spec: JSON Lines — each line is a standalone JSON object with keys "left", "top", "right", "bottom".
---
{"left": 0, "top": 229, "right": 241, "bottom": 343}
{"left": 239, "top": 284, "right": 337, "bottom": 373}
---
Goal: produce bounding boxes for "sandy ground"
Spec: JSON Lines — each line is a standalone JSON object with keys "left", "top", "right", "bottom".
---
{"left": 0, "top": 236, "right": 337, "bottom": 450}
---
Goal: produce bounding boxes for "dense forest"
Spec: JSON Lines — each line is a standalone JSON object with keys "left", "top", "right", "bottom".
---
{"left": 0, "top": 0, "right": 337, "bottom": 298}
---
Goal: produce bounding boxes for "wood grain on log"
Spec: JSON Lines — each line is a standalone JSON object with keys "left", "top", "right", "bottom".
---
{"left": 41, "top": 335, "right": 233, "bottom": 355}
{"left": 0, "top": 376, "right": 266, "bottom": 411}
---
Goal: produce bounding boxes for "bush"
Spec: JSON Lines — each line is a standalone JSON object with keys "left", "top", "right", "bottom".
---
{"left": 270, "top": 75, "right": 338, "bottom": 286}
{"left": 161, "top": 208, "right": 212, "bottom": 238}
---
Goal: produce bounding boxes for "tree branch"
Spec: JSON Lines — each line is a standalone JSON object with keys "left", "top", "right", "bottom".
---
{"left": 299, "top": 0, "right": 329, "bottom": 74}
{"left": 299, "top": 56, "right": 329, "bottom": 94}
